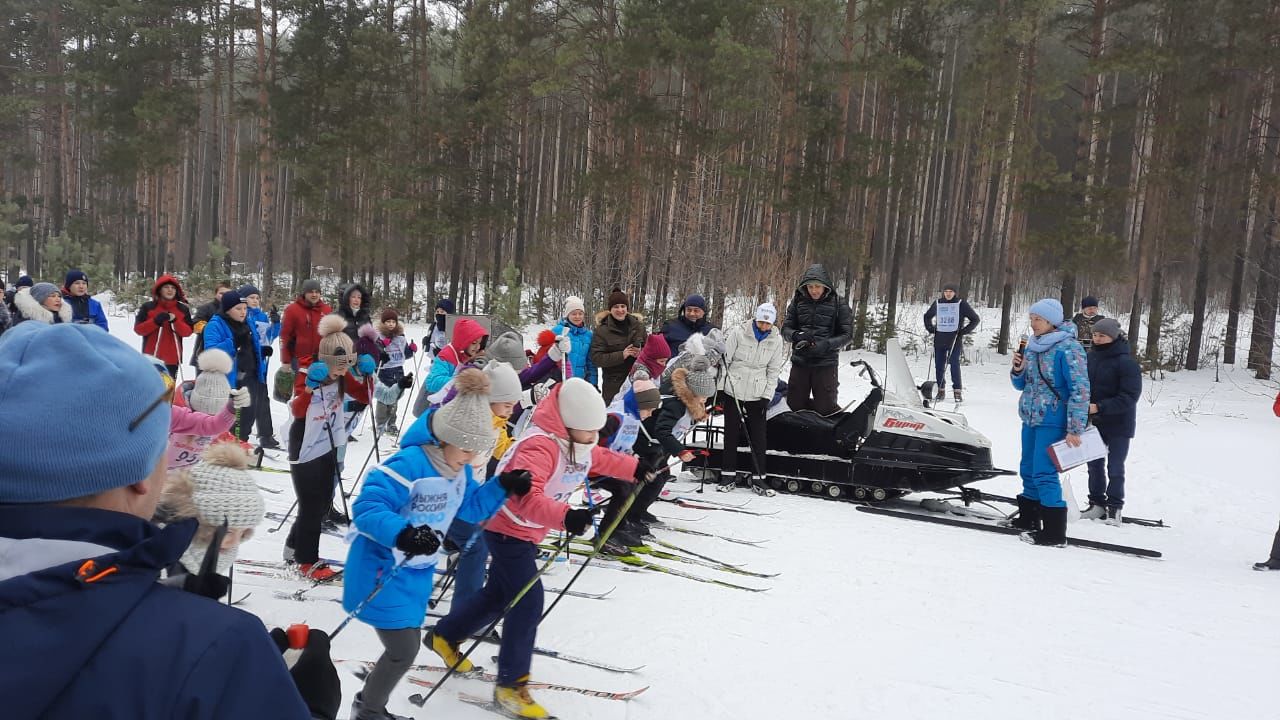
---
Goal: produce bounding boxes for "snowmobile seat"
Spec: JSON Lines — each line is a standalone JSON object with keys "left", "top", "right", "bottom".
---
{"left": 840, "top": 387, "right": 883, "bottom": 446}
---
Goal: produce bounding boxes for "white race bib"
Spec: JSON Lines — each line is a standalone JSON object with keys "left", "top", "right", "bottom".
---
{"left": 936, "top": 303, "right": 960, "bottom": 333}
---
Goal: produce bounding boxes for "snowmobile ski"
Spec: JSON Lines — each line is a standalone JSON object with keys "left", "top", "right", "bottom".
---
{"left": 855, "top": 506, "right": 1163, "bottom": 558}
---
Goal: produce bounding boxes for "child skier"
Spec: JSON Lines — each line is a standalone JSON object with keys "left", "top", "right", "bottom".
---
{"left": 373, "top": 309, "right": 417, "bottom": 436}
{"left": 595, "top": 377, "right": 663, "bottom": 554}
{"left": 427, "top": 378, "right": 649, "bottom": 719}
{"left": 167, "top": 350, "right": 250, "bottom": 471}
{"left": 415, "top": 317, "right": 488, "bottom": 416}
{"left": 344, "top": 368, "right": 532, "bottom": 720}
{"left": 285, "top": 314, "right": 375, "bottom": 581}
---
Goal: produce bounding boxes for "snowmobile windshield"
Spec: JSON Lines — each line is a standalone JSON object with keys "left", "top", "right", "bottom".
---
{"left": 884, "top": 338, "right": 923, "bottom": 409}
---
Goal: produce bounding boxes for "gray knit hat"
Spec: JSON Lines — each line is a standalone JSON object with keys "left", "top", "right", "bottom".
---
{"left": 1092, "top": 317, "right": 1122, "bottom": 340}
{"left": 487, "top": 331, "right": 529, "bottom": 370}
{"left": 30, "top": 282, "right": 60, "bottom": 305}
{"left": 685, "top": 367, "right": 717, "bottom": 398}
{"left": 301, "top": 278, "right": 322, "bottom": 293}
{"left": 433, "top": 368, "right": 496, "bottom": 452}
{"left": 189, "top": 350, "right": 232, "bottom": 415}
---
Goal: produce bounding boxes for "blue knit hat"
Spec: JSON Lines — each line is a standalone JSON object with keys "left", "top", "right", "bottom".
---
{"left": 65, "top": 269, "right": 88, "bottom": 288}
{"left": 1029, "top": 298, "right": 1064, "bottom": 326}
{"left": 683, "top": 294, "right": 707, "bottom": 311}
{"left": 220, "top": 290, "right": 245, "bottom": 314}
{"left": 237, "top": 284, "right": 261, "bottom": 299}
{"left": 0, "top": 323, "right": 169, "bottom": 503}
{"left": 436, "top": 298, "right": 456, "bottom": 314}
{"left": 16, "top": 275, "right": 33, "bottom": 288}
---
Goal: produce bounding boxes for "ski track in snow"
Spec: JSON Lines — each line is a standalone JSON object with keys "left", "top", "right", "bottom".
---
{"left": 94, "top": 307, "right": 1280, "bottom": 720}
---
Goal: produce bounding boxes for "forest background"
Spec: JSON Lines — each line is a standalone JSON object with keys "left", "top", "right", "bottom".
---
{"left": 2, "top": 0, "right": 1279, "bottom": 375}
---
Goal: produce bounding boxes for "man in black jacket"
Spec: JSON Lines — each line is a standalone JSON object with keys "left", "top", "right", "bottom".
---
{"left": 923, "top": 283, "right": 981, "bottom": 402}
{"left": 781, "top": 264, "right": 853, "bottom": 415}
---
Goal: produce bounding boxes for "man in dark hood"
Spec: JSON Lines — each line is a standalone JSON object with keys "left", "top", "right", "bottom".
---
{"left": 781, "top": 264, "right": 853, "bottom": 415}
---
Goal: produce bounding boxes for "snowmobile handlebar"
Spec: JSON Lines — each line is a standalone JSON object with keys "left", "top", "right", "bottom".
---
{"left": 847, "top": 359, "right": 882, "bottom": 390}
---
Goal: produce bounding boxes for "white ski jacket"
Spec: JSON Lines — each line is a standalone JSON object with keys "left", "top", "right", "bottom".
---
{"left": 719, "top": 320, "right": 786, "bottom": 402}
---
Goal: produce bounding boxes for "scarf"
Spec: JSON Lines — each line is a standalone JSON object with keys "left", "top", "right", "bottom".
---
{"left": 1027, "top": 322, "right": 1075, "bottom": 353}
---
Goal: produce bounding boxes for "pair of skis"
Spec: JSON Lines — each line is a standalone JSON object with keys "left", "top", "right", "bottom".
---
{"left": 344, "top": 660, "right": 648, "bottom": 700}
{"left": 542, "top": 544, "right": 771, "bottom": 592}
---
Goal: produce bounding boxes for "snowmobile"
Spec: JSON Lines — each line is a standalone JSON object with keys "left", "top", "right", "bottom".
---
{"left": 682, "top": 338, "right": 1014, "bottom": 501}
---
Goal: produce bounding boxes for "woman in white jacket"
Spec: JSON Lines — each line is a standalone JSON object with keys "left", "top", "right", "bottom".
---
{"left": 719, "top": 302, "right": 787, "bottom": 495}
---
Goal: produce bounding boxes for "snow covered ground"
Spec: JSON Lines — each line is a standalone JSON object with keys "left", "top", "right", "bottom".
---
{"left": 94, "top": 304, "right": 1279, "bottom": 720}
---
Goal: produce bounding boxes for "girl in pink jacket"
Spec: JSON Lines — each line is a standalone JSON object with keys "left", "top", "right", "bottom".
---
{"left": 167, "top": 350, "right": 248, "bottom": 470}
{"left": 427, "top": 378, "right": 645, "bottom": 719}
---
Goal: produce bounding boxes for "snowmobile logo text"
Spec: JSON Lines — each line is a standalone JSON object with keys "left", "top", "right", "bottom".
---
{"left": 883, "top": 417, "right": 926, "bottom": 431}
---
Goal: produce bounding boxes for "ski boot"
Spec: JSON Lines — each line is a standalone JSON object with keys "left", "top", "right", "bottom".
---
{"left": 494, "top": 677, "right": 551, "bottom": 719}
{"left": 601, "top": 538, "right": 632, "bottom": 556}
{"left": 351, "top": 692, "right": 412, "bottom": 720}
{"left": 258, "top": 436, "right": 282, "bottom": 450}
{"left": 1079, "top": 502, "right": 1106, "bottom": 520}
{"left": 935, "top": 386, "right": 946, "bottom": 401}
{"left": 1105, "top": 506, "right": 1123, "bottom": 526}
{"left": 425, "top": 630, "right": 475, "bottom": 673}
{"left": 322, "top": 507, "right": 351, "bottom": 531}
{"left": 298, "top": 560, "right": 342, "bottom": 583}
{"left": 952, "top": 388, "right": 963, "bottom": 403}
{"left": 1253, "top": 559, "right": 1280, "bottom": 571}
{"left": 715, "top": 473, "right": 739, "bottom": 492}
{"left": 1020, "top": 505, "right": 1067, "bottom": 547}
{"left": 385, "top": 424, "right": 399, "bottom": 437}
{"left": 750, "top": 474, "right": 776, "bottom": 497}
{"left": 634, "top": 509, "right": 661, "bottom": 526}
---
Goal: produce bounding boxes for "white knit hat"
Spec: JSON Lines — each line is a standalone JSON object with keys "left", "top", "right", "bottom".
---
{"left": 558, "top": 377, "right": 605, "bottom": 431}
{"left": 162, "top": 441, "right": 264, "bottom": 574}
{"left": 433, "top": 368, "right": 496, "bottom": 452}
{"left": 564, "top": 296, "right": 585, "bottom": 317}
{"left": 189, "top": 350, "right": 232, "bottom": 415}
{"left": 485, "top": 360, "right": 523, "bottom": 404}
{"left": 755, "top": 302, "right": 777, "bottom": 325}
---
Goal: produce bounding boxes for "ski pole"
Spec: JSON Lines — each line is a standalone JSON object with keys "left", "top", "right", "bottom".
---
{"left": 330, "top": 558, "right": 408, "bottom": 641}
{"left": 696, "top": 390, "right": 717, "bottom": 494}
{"left": 412, "top": 534, "right": 574, "bottom": 708}
{"left": 322, "top": 417, "right": 351, "bottom": 521}
{"left": 268, "top": 498, "right": 299, "bottom": 534}
{"left": 427, "top": 552, "right": 461, "bottom": 610}
{"left": 539, "top": 456, "right": 677, "bottom": 623}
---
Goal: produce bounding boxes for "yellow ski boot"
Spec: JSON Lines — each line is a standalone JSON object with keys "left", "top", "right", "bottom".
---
{"left": 425, "top": 630, "right": 475, "bottom": 673}
{"left": 493, "top": 676, "right": 551, "bottom": 719}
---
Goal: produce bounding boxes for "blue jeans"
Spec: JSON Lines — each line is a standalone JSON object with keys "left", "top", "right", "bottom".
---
{"left": 934, "top": 339, "right": 962, "bottom": 389}
{"left": 1086, "top": 429, "right": 1129, "bottom": 507}
{"left": 451, "top": 525, "right": 489, "bottom": 608}
{"left": 1020, "top": 424, "right": 1066, "bottom": 508}
{"left": 433, "top": 531, "right": 542, "bottom": 686}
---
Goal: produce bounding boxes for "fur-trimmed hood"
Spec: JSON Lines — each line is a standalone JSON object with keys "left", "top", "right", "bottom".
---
{"left": 13, "top": 287, "right": 73, "bottom": 325}
{"left": 594, "top": 309, "right": 646, "bottom": 326}
{"left": 670, "top": 368, "right": 708, "bottom": 422}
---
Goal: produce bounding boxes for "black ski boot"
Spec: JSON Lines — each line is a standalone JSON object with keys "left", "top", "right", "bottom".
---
{"left": 1001, "top": 495, "right": 1041, "bottom": 531}
{"left": 750, "top": 474, "right": 776, "bottom": 497}
{"left": 1021, "top": 504, "right": 1067, "bottom": 547}
{"left": 1253, "top": 559, "right": 1280, "bottom": 571}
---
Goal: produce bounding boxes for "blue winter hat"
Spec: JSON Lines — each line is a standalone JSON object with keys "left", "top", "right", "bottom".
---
{"left": 436, "top": 298, "right": 456, "bottom": 314}
{"left": 1081, "top": 296, "right": 1099, "bottom": 309}
{"left": 237, "top": 284, "right": 261, "bottom": 299}
{"left": 0, "top": 323, "right": 169, "bottom": 503}
{"left": 220, "top": 290, "right": 245, "bottom": 314}
{"left": 1029, "top": 298, "right": 1064, "bottom": 326}
{"left": 683, "top": 294, "right": 707, "bottom": 311}
{"left": 16, "top": 275, "right": 33, "bottom": 288}
{"left": 65, "top": 269, "right": 88, "bottom": 288}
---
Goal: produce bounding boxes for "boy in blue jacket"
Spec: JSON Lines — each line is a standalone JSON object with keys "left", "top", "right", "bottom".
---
{"left": 239, "top": 284, "right": 282, "bottom": 448}
{"left": 1010, "top": 298, "right": 1090, "bottom": 547}
{"left": 344, "top": 368, "right": 532, "bottom": 720}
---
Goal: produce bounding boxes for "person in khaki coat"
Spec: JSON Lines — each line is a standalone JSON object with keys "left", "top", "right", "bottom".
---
{"left": 589, "top": 287, "right": 648, "bottom": 403}
{"left": 718, "top": 302, "right": 787, "bottom": 495}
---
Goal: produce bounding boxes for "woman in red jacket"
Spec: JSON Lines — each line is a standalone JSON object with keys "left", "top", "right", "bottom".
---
{"left": 427, "top": 377, "right": 649, "bottom": 719}
{"left": 133, "top": 275, "right": 194, "bottom": 377}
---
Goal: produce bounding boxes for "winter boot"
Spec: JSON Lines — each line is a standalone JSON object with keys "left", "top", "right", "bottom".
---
{"left": 258, "top": 436, "right": 282, "bottom": 450}
{"left": 1001, "top": 495, "right": 1041, "bottom": 531}
{"left": 425, "top": 630, "right": 475, "bottom": 673}
{"left": 750, "top": 474, "right": 776, "bottom": 497}
{"left": 323, "top": 507, "right": 351, "bottom": 530}
{"left": 608, "top": 525, "right": 643, "bottom": 549}
{"left": 1252, "top": 559, "right": 1280, "bottom": 571}
{"left": 1105, "top": 506, "right": 1123, "bottom": 526}
{"left": 493, "top": 677, "right": 551, "bottom": 719}
{"left": 298, "top": 560, "right": 342, "bottom": 582}
{"left": 935, "top": 386, "right": 946, "bottom": 401}
{"left": 601, "top": 538, "right": 633, "bottom": 557}
{"left": 1021, "top": 505, "right": 1068, "bottom": 547}
{"left": 635, "top": 509, "right": 661, "bottom": 526}
{"left": 351, "top": 692, "right": 412, "bottom": 720}
{"left": 953, "top": 388, "right": 963, "bottom": 403}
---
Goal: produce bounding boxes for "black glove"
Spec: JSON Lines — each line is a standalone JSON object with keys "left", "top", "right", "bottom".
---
{"left": 395, "top": 524, "right": 441, "bottom": 556}
{"left": 633, "top": 457, "right": 657, "bottom": 484}
{"left": 346, "top": 400, "right": 368, "bottom": 413}
{"left": 269, "top": 627, "right": 341, "bottom": 720}
{"left": 270, "top": 306, "right": 281, "bottom": 324}
{"left": 564, "top": 508, "right": 594, "bottom": 536}
{"left": 399, "top": 373, "right": 414, "bottom": 390}
{"left": 498, "top": 469, "right": 533, "bottom": 497}
{"left": 182, "top": 571, "right": 230, "bottom": 600}
{"left": 794, "top": 339, "right": 812, "bottom": 352}
{"left": 153, "top": 313, "right": 170, "bottom": 326}
{"left": 443, "top": 535, "right": 462, "bottom": 554}
{"left": 261, "top": 346, "right": 274, "bottom": 358}
{"left": 422, "top": 335, "right": 431, "bottom": 347}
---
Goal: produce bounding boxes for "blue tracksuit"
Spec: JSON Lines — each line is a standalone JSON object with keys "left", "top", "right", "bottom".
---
{"left": 0, "top": 506, "right": 311, "bottom": 719}
{"left": 1011, "top": 324, "right": 1090, "bottom": 508}
{"left": 342, "top": 408, "right": 508, "bottom": 630}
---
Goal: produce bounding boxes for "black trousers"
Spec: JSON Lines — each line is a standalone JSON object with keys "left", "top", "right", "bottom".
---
{"left": 286, "top": 421, "right": 337, "bottom": 565}
{"left": 594, "top": 477, "right": 638, "bottom": 533}
{"left": 721, "top": 394, "right": 768, "bottom": 479}
{"left": 786, "top": 364, "right": 840, "bottom": 415}
{"left": 236, "top": 377, "right": 274, "bottom": 442}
